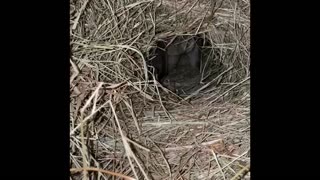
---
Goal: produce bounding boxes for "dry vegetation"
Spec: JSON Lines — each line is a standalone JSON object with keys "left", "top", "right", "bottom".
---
{"left": 70, "top": 0, "right": 250, "bottom": 179}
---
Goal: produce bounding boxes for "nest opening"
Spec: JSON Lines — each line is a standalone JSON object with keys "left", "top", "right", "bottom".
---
{"left": 147, "top": 35, "right": 225, "bottom": 97}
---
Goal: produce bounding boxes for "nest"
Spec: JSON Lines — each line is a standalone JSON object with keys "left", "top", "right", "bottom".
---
{"left": 70, "top": 0, "right": 250, "bottom": 179}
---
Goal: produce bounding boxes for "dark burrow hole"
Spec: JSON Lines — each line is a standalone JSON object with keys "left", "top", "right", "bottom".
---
{"left": 147, "top": 35, "right": 224, "bottom": 96}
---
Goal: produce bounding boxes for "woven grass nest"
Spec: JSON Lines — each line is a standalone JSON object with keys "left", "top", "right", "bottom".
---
{"left": 70, "top": 0, "right": 250, "bottom": 179}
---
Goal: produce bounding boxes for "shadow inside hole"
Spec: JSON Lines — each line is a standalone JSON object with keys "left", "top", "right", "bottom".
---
{"left": 147, "top": 35, "right": 225, "bottom": 96}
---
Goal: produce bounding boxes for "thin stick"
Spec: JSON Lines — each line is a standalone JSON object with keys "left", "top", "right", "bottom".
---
{"left": 70, "top": 167, "right": 136, "bottom": 180}
{"left": 70, "top": 58, "right": 80, "bottom": 84}
{"left": 165, "top": 139, "right": 222, "bottom": 152}
{"left": 230, "top": 165, "right": 250, "bottom": 180}
{"left": 210, "top": 149, "right": 250, "bottom": 177}
{"left": 206, "top": 77, "right": 250, "bottom": 106}
{"left": 109, "top": 100, "right": 150, "bottom": 180}
{"left": 126, "top": 138, "right": 151, "bottom": 152}
{"left": 70, "top": 100, "right": 110, "bottom": 136}
{"left": 184, "top": 66, "right": 234, "bottom": 101}
{"left": 72, "top": 0, "right": 90, "bottom": 30}
{"left": 123, "top": 99, "right": 141, "bottom": 134}
{"left": 148, "top": 138, "right": 172, "bottom": 180}
{"left": 211, "top": 150, "right": 226, "bottom": 180}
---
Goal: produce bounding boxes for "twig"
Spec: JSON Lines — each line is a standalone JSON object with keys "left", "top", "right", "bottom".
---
{"left": 206, "top": 77, "right": 250, "bottom": 106}
{"left": 184, "top": 66, "right": 234, "bottom": 101}
{"left": 211, "top": 150, "right": 226, "bottom": 180}
{"left": 70, "top": 167, "right": 136, "bottom": 180}
{"left": 148, "top": 138, "right": 172, "bottom": 180}
{"left": 72, "top": 0, "right": 90, "bottom": 30}
{"left": 123, "top": 99, "right": 141, "bottom": 134}
{"left": 230, "top": 165, "right": 250, "bottom": 180}
{"left": 210, "top": 149, "right": 250, "bottom": 177}
{"left": 126, "top": 138, "right": 150, "bottom": 152}
{"left": 70, "top": 58, "right": 80, "bottom": 84}
{"left": 109, "top": 100, "right": 151, "bottom": 180}
{"left": 142, "top": 121, "right": 209, "bottom": 126}
{"left": 165, "top": 139, "right": 222, "bottom": 152}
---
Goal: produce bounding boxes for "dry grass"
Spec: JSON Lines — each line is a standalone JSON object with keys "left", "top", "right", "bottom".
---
{"left": 70, "top": 0, "right": 250, "bottom": 179}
